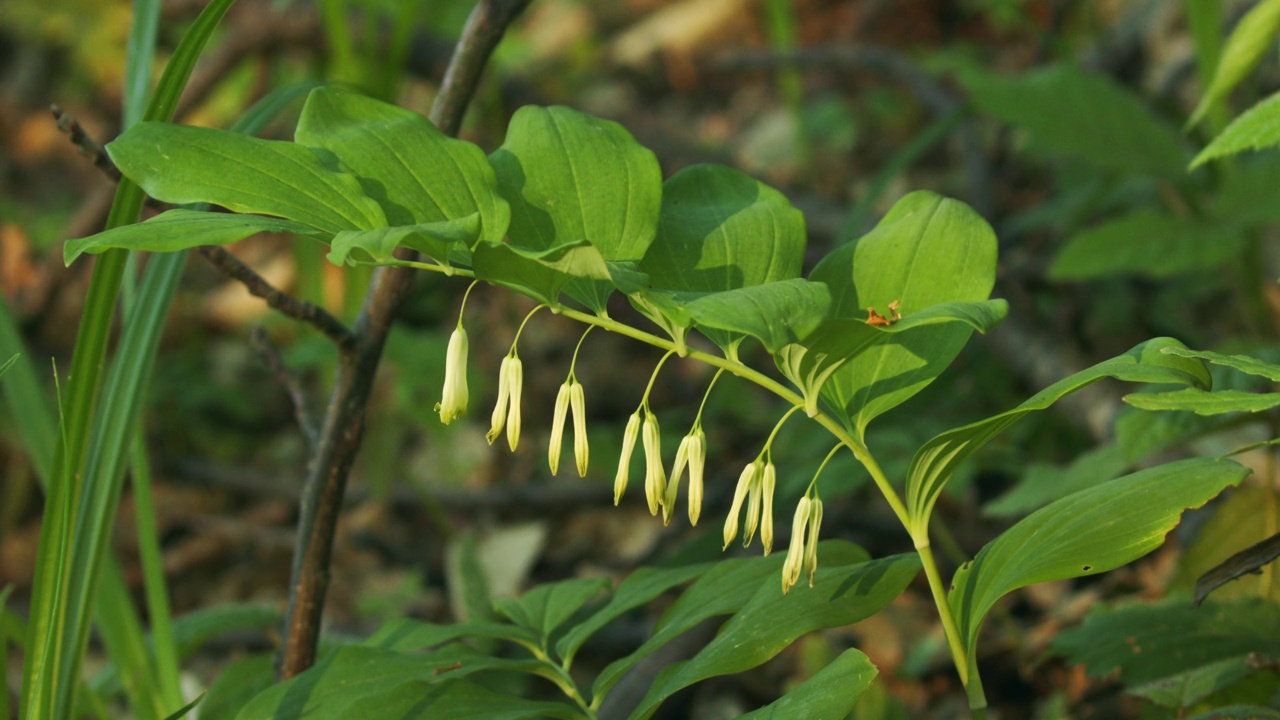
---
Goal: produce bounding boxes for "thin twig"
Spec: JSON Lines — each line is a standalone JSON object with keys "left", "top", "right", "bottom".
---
{"left": 249, "top": 326, "right": 320, "bottom": 451}
{"left": 276, "top": 0, "right": 534, "bottom": 680}
{"left": 51, "top": 105, "right": 123, "bottom": 182}
{"left": 197, "top": 246, "right": 357, "bottom": 350}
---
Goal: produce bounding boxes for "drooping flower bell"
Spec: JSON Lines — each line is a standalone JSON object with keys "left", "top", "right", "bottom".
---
{"left": 487, "top": 353, "right": 523, "bottom": 451}
{"left": 642, "top": 410, "right": 666, "bottom": 516}
{"left": 549, "top": 377, "right": 588, "bottom": 476}
{"left": 781, "top": 493, "right": 823, "bottom": 593}
{"left": 614, "top": 411, "right": 642, "bottom": 505}
{"left": 435, "top": 324, "right": 469, "bottom": 424}
{"left": 664, "top": 426, "right": 707, "bottom": 526}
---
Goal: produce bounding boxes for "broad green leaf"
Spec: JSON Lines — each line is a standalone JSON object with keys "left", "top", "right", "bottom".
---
{"left": 327, "top": 215, "right": 480, "bottom": 266}
{"left": 365, "top": 618, "right": 538, "bottom": 652}
{"left": 951, "top": 458, "right": 1249, "bottom": 672}
{"left": 905, "top": 337, "right": 1212, "bottom": 538}
{"left": 471, "top": 240, "right": 645, "bottom": 309}
{"left": 1194, "top": 91, "right": 1280, "bottom": 167}
{"left": 685, "top": 279, "right": 830, "bottom": 355}
{"left": 196, "top": 654, "right": 273, "bottom": 720}
{"left": 813, "top": 191, "right": 998, "bottom": 433}
{"left": 736, "top": 649, "right": 877, "bottom": 720}
{"left": 592, "top": 540, "right": 868, "bottom": 703}
{"left": 107, "top": 123, "right": 386, "bottom": 233}
{"left": 1188, "top": 0, "right": 1280, "bottom": 127}
{"left": 555, "top": 562, "right": 713, "bottom": 666}
{"left": 1049, "top": 207, "right": 1248, "bottom": 280}
{"left": 1211, "top": 155, "right": 1280, "bottom": 225}
{"left": 489, "top": 105, "right": 661, "bottom": 313}
{"left": 234, "top": 645, "right": 578, "bottom": 720}
{"left": 1128, "top": 657, "right": 1259, "bottom": 708}
{"left": 294, "top": 87, "right": 509, "bottom": 261}
{"left": 1188, "top": 707, "right": 1280, "bottom": 720}
{"left": 64, "top": 210, "right": 323, "bottom": 263}
{"left": 1125, "top": 388, "right": 1280, "bottom": 415}
{"left": 984, "top": 444, "right": 1129, "bottom": 519}
{"left": 494, "top": 577, "right": 611, "bottom": 653}
{"left": 963, "top": 63, "right": 1188, "bottom": 178}
{"left": 626, "top": 553, "right": 920, "bottom": 720}
{"left": 1161, "top": 346, "right": 1280, "bottom": 381}
{"left": 1050, "top": 596, "right": 1280, "bottom": 689}
{"left": 779, "top": 299, "right": 1007, "bottom": 418}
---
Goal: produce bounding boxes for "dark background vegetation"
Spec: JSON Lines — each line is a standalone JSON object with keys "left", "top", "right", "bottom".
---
{"left": 2, "top": 1, "right": 1278, "bottom": 717}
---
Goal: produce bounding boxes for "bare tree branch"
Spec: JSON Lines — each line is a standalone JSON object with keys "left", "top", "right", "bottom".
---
{"left": 250, "top": 325, "right": 321, "bottom": 451}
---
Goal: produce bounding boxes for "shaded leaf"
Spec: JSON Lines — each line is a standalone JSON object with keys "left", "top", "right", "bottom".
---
{"left": 737, "top": 649, "right": 877, "bottom": 720}
{"left": 953, "top": 458, "right": 1249, "bottom": 669}
{"left": 813, "top": 191, "right": 998, "bottom": 433}
{"left": 1187, "top": 705, "right": 1280, "bottom": 720}
{"left": 685, "top": 279, "right": 830, "bottom": 355}
{"left": 490, "top": 105, "right": 661, "bottom": 313}
{"left": 471, "top": 240, "right": 644, "bottom": 309}
{"left": 906, "top": 337, "right": 1212, "bottom": 538}
{"left": 984, "top": 444, "right": 1129, "bottom": 519}
{"left": 1050, "top": 207, "right": 1248, "bottom": 280}
{"left": 1129, "top": 657, "right": 1258, "bottom": 709}
{"left": 365, "top": 618, "right": 538, "bottom": 652}
{"left": 1189, "top": 0, "right": 1280, "bottom": 127}
{"left": 327, "top": 215, "right": 480, "bottom": 266}
{"left": 1195, "top": 532, "right": 1280, "bottom": 607}
{"left": 963, "top": 63, "right": 1188, "bottom": 177}
{"left": 107, "top": 123, "right": 386, "bottom": 233}
{"left": 1161, "top": 346, "right": 1280, "bottom": 382}
{"left": 196, "top": 654, "right": 273, "bottom": 720}
{"left": 627, "top": 553, "right": 920, "bottom": 720}
{"left": 64, "top": 210, "right": 323, "bottom": 263}
{"left": 494, "top": 577, "right": 611, "bottom": 653}
{"left": 1125, "top": 388, "right": 1280, "bottom": 415}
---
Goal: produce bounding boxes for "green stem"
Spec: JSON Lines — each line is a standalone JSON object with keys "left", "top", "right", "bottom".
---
{"left": 918, "top": 540, "right": 983, "bottom": 707}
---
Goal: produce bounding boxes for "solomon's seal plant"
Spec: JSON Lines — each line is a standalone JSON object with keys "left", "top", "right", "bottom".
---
{"left": 68, "top": 86, "right": 1250, "bottom": 718}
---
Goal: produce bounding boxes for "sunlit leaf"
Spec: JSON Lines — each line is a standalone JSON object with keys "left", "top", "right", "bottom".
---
{"left": 1193, "top": 91, "right": 1280, "bottom": 167}
{"left": 107, "top": 123, "right": 386, "bottom": 233}
{"left": 64, "top": 210, "right": 323, "bottom": 263}
{"left": 685, "top": 279, "right": 830, "bottom": 355}
{"left": 1125, "top": 388, "right": 1280, "bottom": 415}
{"left": 1188, "top": 0, "right": 1280, "bottom": 127}
{"left": 327, "top": 215, "right": 480, "bottom": 266}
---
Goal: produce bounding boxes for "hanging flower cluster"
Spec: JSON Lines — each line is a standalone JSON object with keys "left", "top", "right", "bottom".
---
{"left": 436, "top": 291, "right": 836, "bottom": 594}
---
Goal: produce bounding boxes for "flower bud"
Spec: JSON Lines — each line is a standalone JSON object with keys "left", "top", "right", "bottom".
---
{"left": 487, "top": 355, "right": 514, "bottom": 445}
{"left": 642, "top": 411, "right": 666, "bottom": 516}
{"left": 548, "top": 381, "right": 572, "bottom": 475}
{"left": 687, "top": 428, "right": 706, "bottom": 526}
{"left": 759, "top": 462, "right": 777, "bottom": 555}
{"left": 782, "top": 496, "right": 811, "bottom": 594}
{"left": 804, "top": 497, "right": 823, "bottom": 587}
{"left": 435, "top": 326, "right": 469, "bottom": 424}
{"left": 505, "top": 356, "right": 523, "bottom": 451}
{"left": 723, "top": 461, "right": 760, "bottom": 550}
{"left": 571, "top": 380, "right": 588, "bottom": 477}
{"left": 663, "top": 432, "right": 694, "bottom": 526}
{"left": 614, "top": 412, "right": 642, "bottom": 505}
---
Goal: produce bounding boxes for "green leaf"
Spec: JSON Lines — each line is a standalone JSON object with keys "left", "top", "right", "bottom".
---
{"left": 736, "top": 649, "right": 877, "bottom": 720}
{"left": 160, "top": 694, "right": 203, "bottom": 720}
{"left": 1188, "top": 0, "right": 1280, "bottom": 128}
{"left": 107, "top": 123, "right": 386, "bottom": 233}
{"left": 365, "top": 618, "right": 538, "bottom": 652}
{"left": 234, "top": 645, "right": 578, "bottom": 720}
{"left": 327, "top": 215, "right": 480, "bottom": 266}
{"left": 1050, "top": 596, "right": 1280, "bottom": 689}
{"left": 196, "top": 654, "right": 273, "bottom": 720}
{"left": 984, "top": 444, "right": 1129, "bottom": 519}
{"left": 685, "top": 279, "right": 830, "bottom": 355}
{"left": 1125, "top": 388, "right": 1280, "bottom": 415}
{"left": 1160, "top": 346, "right": 1280, "bottom": 382}
{"left": 951, "top": 458, "right": 1249, "bottom": 670}
{"left": 592, "top": 541, "right": 869, "bottom": 703}
{"left": 64, "top": 210, "right": 323, "bottom": 263}
{"left": 813, "top": 191, "right": 998, "bottom": 433}
{"left": 779, "top": 299, "right": 1007, "bottom": 418}
{"left": 905, "top": 337, "right": 1213, "bottom": 538}
{"left": 1049, "top": 207, "right": 1249, "bottom": 280}
{"left": 963, "top": 63, "right": 1189, "bottom": 178}
{"left": 294, "top": 87, "right": 509, "bottom": 260}
{"left": 471, "top": 239, "right": 645, "bottom": 309}
{"left": 494, "top": 577, "right": 611, "bottom": 653}
{"left": 1129, "top": 657, "right": 1259, "bottom": 708}
{"left": 490, "top": 105, "right": 662, "bottom": 313}
{"left": 1194, "top": 91, "right": 1280, "bottom": 167}
{"left": 636, "top": 163, "right": 807, "bottom": 348}
{"left": 555, "top": 562, "right": 713, "bottom": 666}
{"left": 626, "top": 553, "right": 920, "bottom": 720}
{"left": 1187, "top": 706, "right": 1280, "bottom": 720}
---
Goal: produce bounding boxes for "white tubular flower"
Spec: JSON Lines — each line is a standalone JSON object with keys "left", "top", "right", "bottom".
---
{"left": 487, "top": 354, "right": 515, "bottom": 445}
{"left": 614, "top": 411, "right": 642, "bottom": 505}
{"left": 663, "top": 432, "right": 694, "bottom": 526}
{"left": 435, "top": 326, "right": 469, "bottom": 424}
{"left": 743, "top": 466, "right": 763, "bottom": 548}
{"left": 782, "top": 496, "right": 812, "bottom": 594}
{"left": 571, "top": 379, "right": 588, "bottom": 477}
{"left": 642, "top": 411, "right": 666, "bottom": 516}
{"left": 723, "top": 460, "right": 761, "bottom": 550}
{"left": 548, "top": 381, "right": 572, "bottom": 475}
{"left": 804, "top": 497, "right": 824, "bottom": 587}
{"left": 505, "top": 355, "right": 523, "bottom": 451}
{"left": 759, "top": 462, "right": 777, "bottom": 555}
{"left": 687, "top": 428, "right": 706, "bottom": 526}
